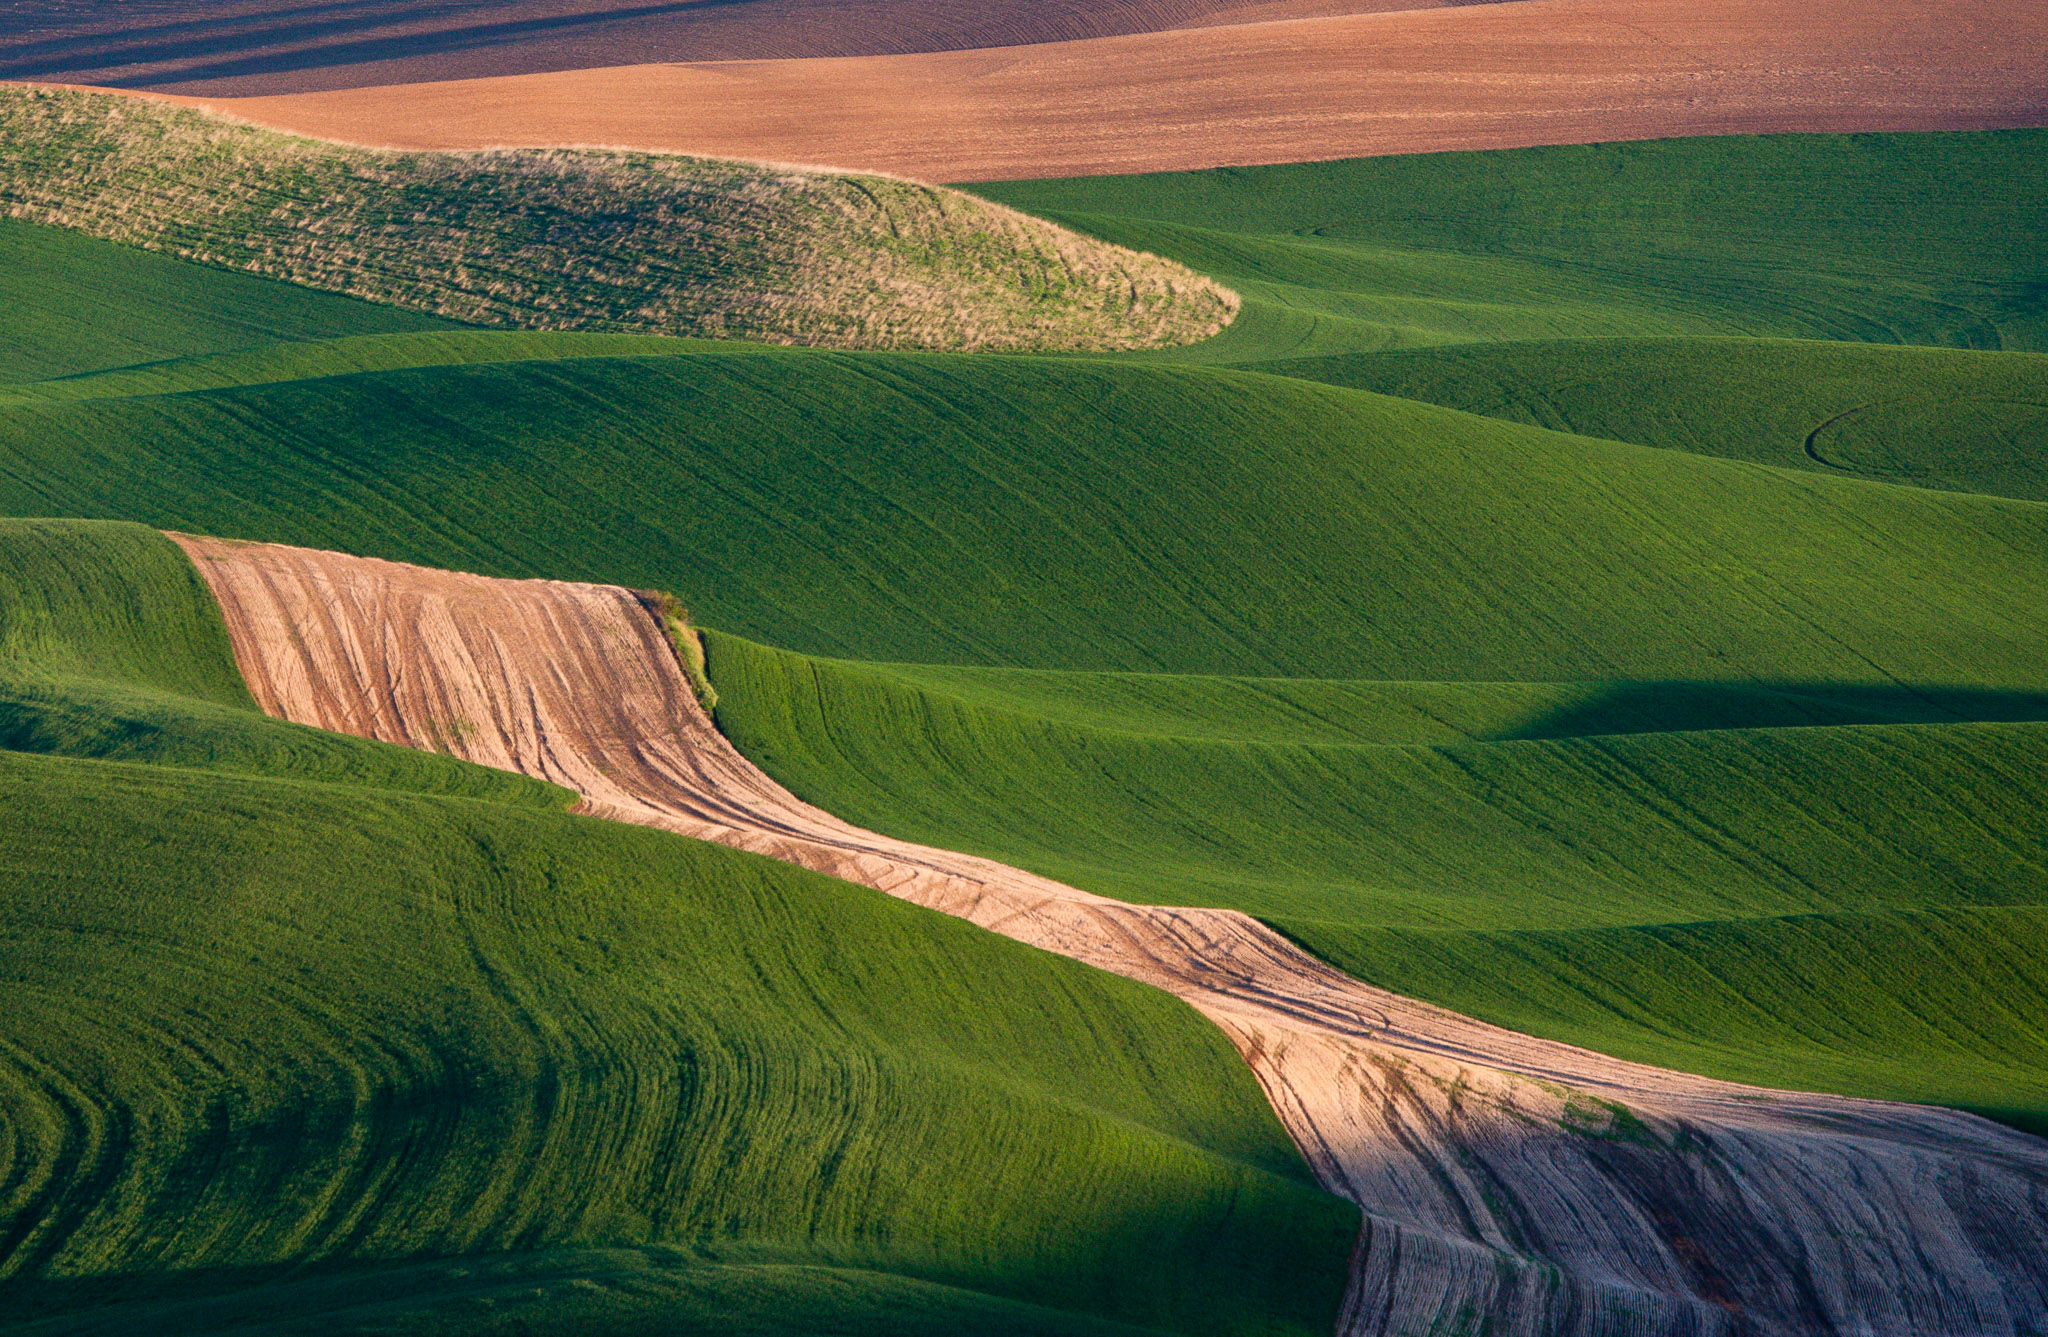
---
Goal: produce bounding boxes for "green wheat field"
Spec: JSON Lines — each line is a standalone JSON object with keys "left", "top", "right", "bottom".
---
{"left": 0, "top": 102, "right": 2043, "bottom": 1333}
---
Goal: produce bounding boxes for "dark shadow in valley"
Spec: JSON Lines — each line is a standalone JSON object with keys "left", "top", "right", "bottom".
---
{"left": 1503, "top": 680, "right": 2048, "bottom": 741}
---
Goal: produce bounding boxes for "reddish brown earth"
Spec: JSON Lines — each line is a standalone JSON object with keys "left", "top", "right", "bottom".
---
{"left": 0, "top": 0, "right": 1487, "bottom": 95}
{"left": 139, "top": 0, "right": 2048, "bottom": 179}
{"left": 174, "top": 533, "right": 2048, "bottom": 1337}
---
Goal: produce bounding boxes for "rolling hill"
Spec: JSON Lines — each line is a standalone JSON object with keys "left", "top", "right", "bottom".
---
{"left": 0, "top": 86, "right": 1233, "bottom": 352}
{"left": 3, "top": 119, "right": 2047, "bottom": 1333}
{"left": 1258, "top": 338, "right": 2048, "bottom": 502}
{"left": 702, "top": 638, "right": 2048, "bottom": 1134}
{"left": 7, "top": 339, "right": 2048, "bottom": 682}
{"left": 0, "top": 518, "right": 1356, "bottom": 1334}
{"left": 0, "top": 0, "right": 1427, "bottom": 94}
{"left": 129, "top": 0, "right": 2048, "bottom": 180}
{"left": 976, "top": 129, "right": 2048, "bottom": 356}
{"left": 980, "top": 131, "right": 2048, "bottom": 499}
{"left": 3, "top": 218, "right": 2045, "bottom": 1139}
{"left": 151, "top": 531, "right": 2048, "bottom": 1337}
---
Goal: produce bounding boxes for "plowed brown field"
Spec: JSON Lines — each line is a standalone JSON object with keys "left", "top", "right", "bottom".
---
{"left": 136, "top": 0, "right": 2048, "bottom": 178}
{"left": 173, "top": 533, "right": 2048, "bottom": 1337}
{"left": 0, "top": 0, "right": 1470, "bottom": 96}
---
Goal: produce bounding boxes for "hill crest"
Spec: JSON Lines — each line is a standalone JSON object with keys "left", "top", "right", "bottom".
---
{"left": 0, "top": 84, "right": 1237, "bottom": 352}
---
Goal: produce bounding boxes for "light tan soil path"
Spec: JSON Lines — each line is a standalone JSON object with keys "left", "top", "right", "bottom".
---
{"left": 144, "top": 0, "right": 2048, "bottom": 179}
{"left": 172, "top": 535, "right": 2048, "bottom": 1336}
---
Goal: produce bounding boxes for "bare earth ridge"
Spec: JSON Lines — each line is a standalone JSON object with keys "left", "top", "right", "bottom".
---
{"left": 141, "top": 0, "right": 2048, "bottom": 179}
{"left": 169, "top": 535, "right": 2048, "bottom": 1336}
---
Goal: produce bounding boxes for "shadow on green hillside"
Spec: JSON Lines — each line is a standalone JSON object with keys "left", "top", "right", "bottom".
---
{"left": 1504, "top": 681, "right": 2048, "bottom": 742}
{"left": 0, "top": 1248, "right": 1175, "bottom": 1336}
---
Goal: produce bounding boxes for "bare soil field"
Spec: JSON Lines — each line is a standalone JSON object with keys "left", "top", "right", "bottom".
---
{"left": 174, "top": 533, "right": 2048, "bottom": 1337}
{"left": 121, "top": 0, "right": 2048, "bottom": 180}
{"left": 0, "top": 0, "right": 1478, "bottom": 95}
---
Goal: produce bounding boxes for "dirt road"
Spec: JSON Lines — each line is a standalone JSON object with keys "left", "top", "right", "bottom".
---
{"left": 174, "top": 534, "right": 2048, "bottom": 1336}
{"left": 143, "top": 0, "right": 2048, "bottom": 178}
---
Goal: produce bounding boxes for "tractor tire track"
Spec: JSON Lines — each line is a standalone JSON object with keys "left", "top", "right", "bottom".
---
{"left": 171, "top": 534, "right": 2048, "bottom": 1337}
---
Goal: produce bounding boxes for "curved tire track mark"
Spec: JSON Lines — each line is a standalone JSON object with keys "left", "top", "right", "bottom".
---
{"left": 172, "top": 534, "right": 2048, "bottom": 1337}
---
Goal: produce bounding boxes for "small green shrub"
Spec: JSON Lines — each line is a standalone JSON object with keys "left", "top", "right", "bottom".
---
{"left": 638, "top": 589, "right": 718, "bottom": 712}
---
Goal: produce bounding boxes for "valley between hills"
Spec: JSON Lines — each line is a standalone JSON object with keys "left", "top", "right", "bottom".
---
{"left": 0, "top": 9, "right": 2045, "bottom": 1335}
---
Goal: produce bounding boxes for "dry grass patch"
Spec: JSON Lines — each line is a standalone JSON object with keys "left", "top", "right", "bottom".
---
{"left": 0, "top": 85, "right": 1235, "bottom": 351}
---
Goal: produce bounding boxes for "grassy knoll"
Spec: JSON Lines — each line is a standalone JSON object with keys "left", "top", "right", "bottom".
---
{"left": 702, "top": 640, "right": 2048, "bottom": 930}
{"left": 702, "top": 635, "right": 2048, "bottom": 1133}
{"left": 0, "top": 518, "right": 565, "bottom": 802}
{"left": 0, "top": 86, "right": 1232, "bottom": 353}
{"left": 10, "top": 1248, "right": 1193, "bottom": 1336}
{"left": 1292, "top": 908, "right": 2048, "bottom": 1139}
{"left": 0, "top": 520, "right": 1355, "bottom": 1334}
{"left": 0, "top": 751, "right": 1352, "bottom": 1334}
{"left": 0, "top": 219, "right": 453, "bottom": 385}
{"left": 4, "top": 125, "right": 2046, "bottom": 1304}
{"left": 972, "top": 130, "right": 2048, "bottom": 360}
{"left": 0, "top": 328, "right": 726, "bottom": 405}
{"left": 2, "top": 347, "right": 2045, "bottom": 686}
{"left": 1260, "top": 338, "right": 2048, "bottom": 503}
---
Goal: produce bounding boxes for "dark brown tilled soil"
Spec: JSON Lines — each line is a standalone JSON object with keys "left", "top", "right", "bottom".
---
{"left": 119, "top": 0, "right": 2048, "bottom": 179}
{"left": 0, "top": 0, "right": 1488, "bottom": 95}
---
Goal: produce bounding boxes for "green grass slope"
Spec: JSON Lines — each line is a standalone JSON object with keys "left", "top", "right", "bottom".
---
{"left": 0, "top": 329, "right": 724, "bottom": 405}
{"left": 6, "top": 124, "right": 2046, "bottom": 1290}
{"left": 701, "top": 636, "right": 2048, "bottom": 1134}
{"left": 705, "top": 133, "right": 2048, "bottom": 1140}
{"left": 1298, "top": 908, "right": 2048, "bottom": 1139}
{"left": 0, "top": 521, "right": 1357, "bottom": 1335}
{"left": 0, "top": 85, "right": 1233, "bottom": 354}
{"left": 0, "top": 518, "right": 564, "bottom": 802}
{"left": 0, "top": 219, "right": 454, "bottom": 385}
{"left": 973, "top": 132, "right": 2048, "bottom": 510}
{"left": 12, "top": 1249, "right": 1197, "bottom": 1337}
{"left": 6, "top": 334, "right": 2046, "bottom": 1139}
{"left": 1260, "top": 338, "right": 2048, "bottom": 503}
{"left": 0, "top": 753, "right": 1352, "bottom": 1335}
{"left": 972, "top": 131, "right": 2048, "bottom": 361}
{"left": 2, "top": 347, "right": 2045, "bottom": 687}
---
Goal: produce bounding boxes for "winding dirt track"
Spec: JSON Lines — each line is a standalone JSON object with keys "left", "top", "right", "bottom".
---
{"left": 149, "top": 0, "right": 2048, "bottom": 179}
{"left": 172, "top": 534, "right": 2048, "bottom": 1337}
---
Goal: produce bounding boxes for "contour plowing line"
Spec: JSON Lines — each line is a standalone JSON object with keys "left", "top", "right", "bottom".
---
{"left": 170, "top": 533, "right": 2048, "bottom": 1337}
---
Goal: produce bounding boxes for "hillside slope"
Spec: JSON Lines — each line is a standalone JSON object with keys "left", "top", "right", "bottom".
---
{"left": 144, "top": 0, "right": 2048, "bottom": 179}
{"left": 977, "top": 130, "right": 2048, "bottom": 359}
{"left": 4, "top": 151, "right": 2044, "bottom": 1148}
{"left": 702, "top": 638, "right": 2048, "bottom": 1132}
{"left": 1263, "top": 339, "right": 2048, "bottom": 501}
{"left": 5, "top": 123, "right": 2046, "bottom": 1334}
{"left": 0, "top": 520, "right": 1354, "bottom": 1335}
{"left": 1, "top": 343, "right": 2043, "bottom": 683}
{"left": 987, "top": 141, "right": 2048, "bottom": 502}
{"left": 0, "top": 0, "right": 1434, "bottom": 94}
{"left": 6, "top": 325, "right": 2043, "bottom": 1124}
{"left": 167, "top": 533, "right": 2048, "bottom": 1337}
{"left": 0, "top": 219, "right": 453, "bottom": 384}
{"left": 0, "top": 86, "right": 1233, "bottom": 352}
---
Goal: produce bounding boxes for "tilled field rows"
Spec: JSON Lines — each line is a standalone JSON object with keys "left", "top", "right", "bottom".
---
{"left": 172, "top": 534, "right": 2048, "bottom": 1337}
{"left": 158, "top": 0, "right": 2048, "bottom": 180}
